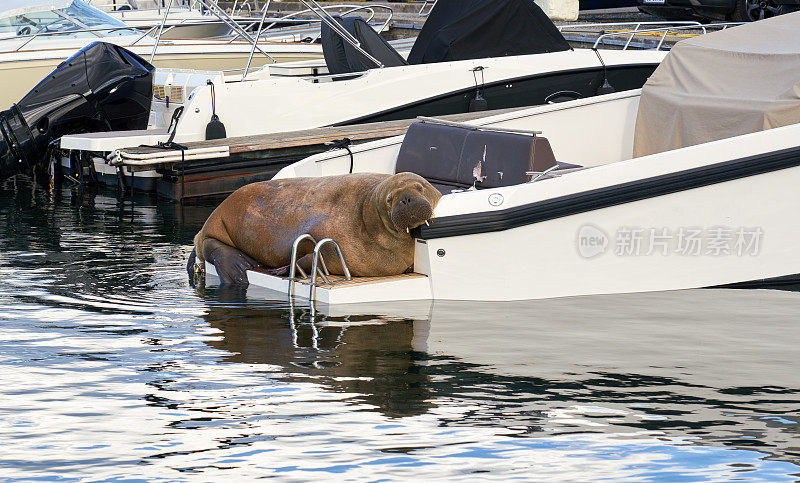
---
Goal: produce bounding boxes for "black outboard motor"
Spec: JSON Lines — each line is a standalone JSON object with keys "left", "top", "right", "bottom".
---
{"left": 0, "top": 42, "right": 154, "bottom": 181}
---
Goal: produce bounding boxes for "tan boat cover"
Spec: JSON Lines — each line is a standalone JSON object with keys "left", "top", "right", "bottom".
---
{"left": 633, "top": 13, "right": 800, "bottom": 158}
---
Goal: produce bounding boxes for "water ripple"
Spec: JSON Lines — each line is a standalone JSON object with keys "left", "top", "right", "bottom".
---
{"left": 1, "top": 179, "right": 799, "bottom": 480}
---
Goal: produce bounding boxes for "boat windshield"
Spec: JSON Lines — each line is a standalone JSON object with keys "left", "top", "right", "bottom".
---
{"left": 0, "top": 0, "right": 140, "bottom": 40}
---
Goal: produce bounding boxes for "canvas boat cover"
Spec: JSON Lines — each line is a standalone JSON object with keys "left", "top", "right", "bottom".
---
{"left": 321, "top": 15, "right": 408, "bottom": 75}
{"left": 633, "top": 13, "right": 800, "bottom": 157}
{"left": 407, "top": 0, "right": 571, "bottom": 65}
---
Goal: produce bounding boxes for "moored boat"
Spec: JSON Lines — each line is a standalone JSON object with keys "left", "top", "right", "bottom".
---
{"left": 0, "top": 0, "right": 323, "bottom": 107}
{"left": 214, "top": 13, "right": 800, "bottom": 303}
{"left": 59, "top": 0, "right": 671, "bottom": 191}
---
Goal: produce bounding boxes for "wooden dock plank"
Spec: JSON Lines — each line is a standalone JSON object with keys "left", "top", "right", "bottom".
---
{"left": 131, "top": 106, "right": 531, "bottom": 201}
{"left": 119, "top": 107, "right": 527, "bottom": 156}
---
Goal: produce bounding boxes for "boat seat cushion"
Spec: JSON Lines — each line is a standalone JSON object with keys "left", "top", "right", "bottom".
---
{"left": 395, "top": 122, "right": 558, "bottom": 193}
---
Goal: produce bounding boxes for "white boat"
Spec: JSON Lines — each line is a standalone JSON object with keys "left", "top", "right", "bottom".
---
{"left": 0, "top": 0, "right": 322, "bottom": 107}
{"left": 93, "top": 0, "right": 239, "bottom": 39}
{"left": 94, "top": 0, "right": 396, "bottom": 41}
{"left": 208, "top": 13, "right": 800, "bottom": 304}
{"left": 59, "top": 0, "right": 672, "bottom": 190}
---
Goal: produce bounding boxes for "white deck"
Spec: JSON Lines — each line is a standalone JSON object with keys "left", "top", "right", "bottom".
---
{"left": 205, "top": 261, "right": 432, "bottom": 305}
{"left": 60, "top": 129, "right": 169, "bottom": 152}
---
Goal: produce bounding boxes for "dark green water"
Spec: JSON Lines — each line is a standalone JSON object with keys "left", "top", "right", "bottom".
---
{"left": 1, "top": 177, "right": 799, "bottom": 481}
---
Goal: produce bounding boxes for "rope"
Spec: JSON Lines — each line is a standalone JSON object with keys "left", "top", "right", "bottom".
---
{"left": 326, "top": 138, "right": 354, "bottom": 173}
{"left": 137, "top": 106, "right": 187, "bottom": 201}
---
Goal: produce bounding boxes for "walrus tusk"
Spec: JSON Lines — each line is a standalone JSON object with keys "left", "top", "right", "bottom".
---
{"left": 406, "top": 228, "right": 410, "bottom": 233}
{"left": 425, "top": 220, "right": 430, "bottom": 226}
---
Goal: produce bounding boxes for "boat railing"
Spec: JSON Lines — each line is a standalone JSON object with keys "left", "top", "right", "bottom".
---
{"left": 236, "top": 2, "right": 392, "bottom": 80}
{"left": 1, "top": 10, "right": 386, "bottom": 51}
{"left": 123, "top": 5, "right": 390, "bottom": 46}
{"left": 243, "top": 4, "right": 394, "bottom": 44}
{"left": 289, "top": 234, "right": 322, "bottom": 298}
{"left": 296, "top": 0, "right": 387, "bottom": 69}
{"left": 309, "top": 238, "right": 352, "bottom": 303}
{"left": 121, "top": 2, "right": 340, "bottom": 46}
{"left": 87, "top": 1, "right": 137, "bottom": 11}
{"left": 228, "top": 0, "right": 284, "bottom": 18}
{"left": 91, "top": 0, "right": 260, "bottom": 19}
{"left": 418, "top": 0, "right": 437, "bottom": 17}
{"left": 90, "top": 0, "right": 207, "bottom": 15}
{"left": 6, "top": 26, "right": 145, "bottom": 52}
{"left": 151, "top": 0, "right": 197, "bottom": 15}
{"left": 5, "top": 0, "right": 394, "bottom": 78}
{"left": 232, "top": 1, "right": 253, "bottom": 16}
{"left": 417, "top": 117, "right": 542, "bottom": 137}
{"left": 241, "top": 0, "right": 273, "bottom": 78}
{"left": 149, "top": 0, "right": 177, "bottom": 61}
{"left": 144, "top": 0, "right": 392, "bottom": 79}
{"left": 559, "top": 21, "right": 744, "bottom": 50}
{"left": 148, "top": 0, "right": 278, "bottom": 63}
{"left": 287, "top": 234, "right": 353, "bottom": 304}
{"left": 0, "top": 20, "right": 264, "bottom": 53}
{"left": 594, "top": 22, "right": 743, "bottom": 50}
{"left": 299, "top": 71, "right": 367, "bottom": 84}
{"left": 558, "top": 20, "right": 705, "bottom": 32}
{"left": 220, "top": 65, "right": 268, "bottom": 78}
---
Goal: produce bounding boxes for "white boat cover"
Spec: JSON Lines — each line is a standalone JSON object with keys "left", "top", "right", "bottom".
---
{"left": 0, "top": 1, "right": 73, "bottom": 20}
{"left": 633, "top": 13, "right": 800, "bottom": 157}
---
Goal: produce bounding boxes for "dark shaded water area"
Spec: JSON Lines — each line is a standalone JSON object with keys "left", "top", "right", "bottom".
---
{"left": 1, "top": 176, "right": 800, "bottom": 481}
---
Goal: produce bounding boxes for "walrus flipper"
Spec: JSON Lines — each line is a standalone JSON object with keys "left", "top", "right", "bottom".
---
{"left": 187, "top": 248, "right": 198, "bottom": 279}
{"left": 204, "top": 238, "right": 265, "bottom": 285}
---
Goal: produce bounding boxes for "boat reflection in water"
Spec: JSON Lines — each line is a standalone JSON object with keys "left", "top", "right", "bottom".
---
{"left": 1, "top": 178, "right": 799, "bottom": 479}
{"left": 200, "top": 284, "right": 434, "bottom": 419}
{"left": 200, "top": 285, "right": 800, "bottom": 468}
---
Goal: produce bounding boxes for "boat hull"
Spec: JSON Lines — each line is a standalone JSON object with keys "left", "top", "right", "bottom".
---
{"left": 241, "top": 93, "right": 800, "bottom": 302}
{"left": 0, "top": 45, "right": 321, "bottom": 108}
{"left": 58, "top": 49, "right": 666, "bottom": 196}
{"left": 416, "top": 156, "right": 800, "bottom": 300}
{"left": 231, "top": 152, "right": 800, "bottom": 303}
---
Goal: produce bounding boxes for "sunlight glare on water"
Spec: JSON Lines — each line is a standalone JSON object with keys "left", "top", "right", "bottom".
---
{"left": 0, "top": 178, "right": 799, "bottom": 481}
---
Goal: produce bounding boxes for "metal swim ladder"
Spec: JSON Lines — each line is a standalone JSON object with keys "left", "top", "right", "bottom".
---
{"left": 288, "top": 234, "right": 352, "bottom": 301}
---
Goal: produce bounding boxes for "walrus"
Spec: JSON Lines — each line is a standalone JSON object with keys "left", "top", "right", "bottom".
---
{"left": 188, "top": 172, "right": 442, "bottom": 285}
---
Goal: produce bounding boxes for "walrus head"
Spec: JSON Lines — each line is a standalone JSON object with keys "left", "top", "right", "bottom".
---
{"left": 376, "top": 172, "right": 442, "bottom": 235}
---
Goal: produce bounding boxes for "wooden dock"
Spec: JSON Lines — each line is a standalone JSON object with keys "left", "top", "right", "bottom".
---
{"left": 116, "top": 108, "right": 525, "bottom": 203}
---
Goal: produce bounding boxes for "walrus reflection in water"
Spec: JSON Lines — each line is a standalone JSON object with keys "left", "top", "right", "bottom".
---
{"left": 188, "top": 172, "right": 442, "bottom": 284}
